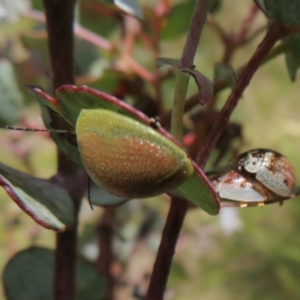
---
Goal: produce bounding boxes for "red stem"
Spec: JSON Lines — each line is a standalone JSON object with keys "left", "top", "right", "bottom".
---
{"left": 43, "top": 1, "right": 83, "bottom": 300}
{"left": 43, "top": 1, "right": 75, "bottom": 91}
{"left": 97, "top": 207, "right": 116, "bottom": 300}
{"left": 146, "top": 197, "right": 188, "bottom": 300}
{"left": 54, "top": 229, "right": 78, "bottom": 300}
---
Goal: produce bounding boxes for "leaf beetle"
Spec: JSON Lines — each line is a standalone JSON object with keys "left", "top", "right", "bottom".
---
{"left": 237, "top": 149, "right": 295, "bottom": 198}
{"left": 76, "top": 109, "right": 194, "bottom": 199}
{"left": 211, "top": 169, "right": 279, "bottom": 204}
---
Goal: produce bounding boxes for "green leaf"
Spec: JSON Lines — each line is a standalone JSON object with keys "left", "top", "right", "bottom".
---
{"left": 0, "top": 59, "right": 23, "bottom": 125}
{"left": 79, "top": 0, "right": 118, "bottom": 39}
{"left": 285, "top": 33, "right": 300, "bottom": 60}
{"left": 173, "top": 163, "right": 220, "bottom": 215}
{"left": 0, "top": 163, "right": 75, "bottom": 231}
{"left": 90, "top": 182, "right": 127, "bottom": 206}
{"left": 37, "top": 85, "right": 143, "bottom": 128}
{"left": 2, "top": 247, "right": 107, "bottom": 300}
{"left": 86, "top": 69, "right": 119, "bottom": 94}
{"left": 262, "top": 0, "right": 300, "bottom": 26}
{"left": 181, "top": 68, "right": 213, "bottom": 105}
{"left": 285, "top": 51, "right": 300, "bottom": 81}
{"left": 284, "top": 33, "right": 300, "bottom": 80}
{"left": 213, "top": 63, "right": 236, "bottom": 88}
{"left": 161, "top": 0, "right": 195, "bottom": 40}
{"left": 28, "top": 86, "right": 81, "bottom": 165}
{"left": 74, "top": 39, "right": 100, "bottom": 76}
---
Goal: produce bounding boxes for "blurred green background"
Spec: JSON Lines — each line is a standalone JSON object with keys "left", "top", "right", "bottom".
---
{"left": 0, "top": 0, "right": 299, "bottom": 299}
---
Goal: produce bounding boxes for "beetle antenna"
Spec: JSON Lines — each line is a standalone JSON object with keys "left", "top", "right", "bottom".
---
{"left": 0, "top": 125, "right": 68, "bottom": 133}
{"left": 87, "top": 176, "right": 94, "bottom": 210}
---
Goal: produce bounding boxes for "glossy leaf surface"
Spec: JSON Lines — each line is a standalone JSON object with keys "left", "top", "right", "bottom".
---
{"left": 284, "top": 33, "right": 300, "bottom": 81}
{"left": 0, "top": 59, "right": 23, "bottom": 125}
{"left": 2, "top": 247, "right": 107, "bottom": 300}
{"left": 0, "top": 163, "right": 75, "bottom": 231}
{"left": 181, "top": 68, "right": 213, "bottom": 105}
{"left": 174, "top": 163, "right": 220, "bottom": 215}
{"left": 161, "top": 0, "right": 195, "bottom": 40}
{"left": 263, "top": 0, "right": 300, "bottom": 26}
{"left": 285, "top": 51, "right": 300, "bottom": 81}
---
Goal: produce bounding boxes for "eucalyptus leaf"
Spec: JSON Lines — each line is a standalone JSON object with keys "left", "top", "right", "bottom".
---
{"left": 2, "top": 247, "right": 107, "bottom": 300}
{"left": 0, "top": 162, "right": 75, "bottom": 231}
{"left": 285, "top": 51, "right": 300, "bottom": 81}
{"left": 284, "top": 33, "right": 300, "bottom": 80}
{"left": 28, "top": 86, "right": 81, "bottom": 165}
{"left": 161, "top": 0, "right": 195, "bottom": 40}
{"left": 214, "top": 63, "right": 236, "bottom": 88}
{"left": 285, "top": 33, "right": 300, "bottom": 61}
{"left": 262, "top": 0, "right": 300, "bottom": 26}
{"left": 0, "top": 59, "right": 23, "bottom": 125}
{"left": 173, "top": 163, "right": 220, "bottom": 215}
{"left": 181, "top": 68, "right": 213, "bottom": 105}
{"left": 75, "top": 39, "right": 100, "bottom": 76}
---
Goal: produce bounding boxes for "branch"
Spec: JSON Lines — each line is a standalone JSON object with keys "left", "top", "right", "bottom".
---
{"left": 196, "top": 22, "right": 288, "bottom": 168}
{"left": 145, "top": 197, "right": 189, "bottom": 300}
{"left": 96, "top": 207, "right": 116, "bottom": 300}
{"left": 146, "top": 1, "right": 211, "bottom": 299}
{"left": 43, "top": 1, "right": 84, "bottom": 300}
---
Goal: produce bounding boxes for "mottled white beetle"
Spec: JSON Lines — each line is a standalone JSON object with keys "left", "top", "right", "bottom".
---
{"left": 237, "top": 149, "right": 295, "bottom": 198}
{"left": 211, "top": 169, "right": 279, "bottom": 204}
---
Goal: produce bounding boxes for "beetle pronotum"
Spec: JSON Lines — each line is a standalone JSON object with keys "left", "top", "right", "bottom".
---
{"left": 237, "top": 149, "right": 295, "bottom": 198}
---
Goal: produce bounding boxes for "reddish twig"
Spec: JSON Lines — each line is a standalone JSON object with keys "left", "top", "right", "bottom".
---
{"left": 54, "top": 229, "right": 78, "bottom": 300}
{"left": 97, "top": 207, "right": 116, "bottom": 300}
{"left": 121, "top": 53, "right": 156, "bottom": 82}
{"left": 196, "top": 22, "right": 289, "bottom": 168}
{"left": 43, "top": 1, "right": 75, "bottom": 90}
{"left": 43, "top": 1, "right": 85, "bottom": 299}
{"left": 146, "top": 197, "right": 189, "bottom": 300}
{"left": 23, "top": 9, "right": 114, "bottom": 51}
